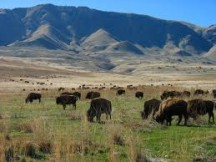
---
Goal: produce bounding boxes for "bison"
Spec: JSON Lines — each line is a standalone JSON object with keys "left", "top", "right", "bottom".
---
{"left": 160, "top": 90, "right": 181, "bottom": 100}
{"left": 187, "top": 99, "right": 215, "bottom": 123}
{"left": 87, "top": 98, "right": 112, "bottom": 122}
{"left": 182, "top": 91, "right": 191, "bottom": 97}
{"left": 116, "top": 89, "right": 125, "bottom": 96}
{"left": 141, "top": 98, "right": 161, "bottom": 119}
{"left": 135, "top": 91, "right": 144, "bottom": 99}
{"left": 85, "top": 91, "right": 100, "bottom": 99}
{"left": 56, "top": 95, "right": 77, "bottom": 110}
{"left": 72, "top": 92, "right": 81, "bottom": 100}
{"left": 155, "top": 99, "right": 188, "bottom": 126}
{"left": 194, "top": 89, "right": 209, "bottom": 96}
{"left": 25, "top": 92, "right": 41, "bottom": 103}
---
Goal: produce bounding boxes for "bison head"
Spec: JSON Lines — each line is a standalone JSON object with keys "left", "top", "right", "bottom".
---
{"left": 140, "top": 111, "right": 148, "bottom": 119}
{"left": 155, "top": 114, "right": 165, "bottom": 124}
{"left": 87, "top": 109, "right": 94, "bottom": 122}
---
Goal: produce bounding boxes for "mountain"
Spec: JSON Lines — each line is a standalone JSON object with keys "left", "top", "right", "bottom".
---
{"left": 0, "top": 4, "right": 215, "bottom": 61}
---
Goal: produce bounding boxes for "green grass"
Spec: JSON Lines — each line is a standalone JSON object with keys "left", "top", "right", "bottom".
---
{"left": 0, "top": 92, "right": 216, "bottom": 161}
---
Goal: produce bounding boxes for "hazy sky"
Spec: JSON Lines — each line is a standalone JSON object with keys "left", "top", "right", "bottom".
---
{"left": 0, "top": 0, "right": 215, "bottom": 27}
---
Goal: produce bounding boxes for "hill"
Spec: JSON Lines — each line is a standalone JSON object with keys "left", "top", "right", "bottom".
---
{"left": 0, "top": 4, "right": 216, "bottom": 73}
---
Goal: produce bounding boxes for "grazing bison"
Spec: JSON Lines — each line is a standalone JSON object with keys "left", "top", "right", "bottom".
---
{"left": 141, "top": 98, "right": 161, "bottom": 119}
{"left": 87, "top": 98, "right": 112, "bottom": 122}
{"left": 194, "top": 89, "right": 209, "bottom": 96}
{"left": 25, "top": 92, "right": 41, "bottom": 103}
{"left": 61, "top": 92, "right": 81, "bottom": 100}
{"left": 56, "top": 95, "right": 77, "bottom": 110}
{"left": 160, "top": 90, "right": 181, "bottom": 100}
{"left": 85, "top": 91, "right": 100, "bottom": 99}
{"left": 187, "top": 99, "right": 215, "bottom": 123}
{"left": 116, "top": 89, "right": 125, "bottom": 96}
{"left": 72, "top": 92, "right": 81, "bottom": 100}
{"left": 155, "top": 99, "right": 188, "bottom": 126}
{"left": 135, "top": 91, "right": 144, "bottom": 99}
{"left": 182, "top": 91, "right": 191, "bottom": 97}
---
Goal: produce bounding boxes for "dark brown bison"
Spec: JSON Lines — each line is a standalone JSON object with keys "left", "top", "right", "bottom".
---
{"left": 182, "top": 91, "right": 191, "bottom": 97}
{"left": 58, "top": 87, "right": 65, "bottom": 91}
{"left": 187, "top": 99, "right": 215, "bottom": 123}
{"left": 56, "top": 95, "right": 77, "bottom": 110}
{"left": 72, "top": 92, "right": 81, "bottom": 100}
{"left": 87, "top": 98, "right": 112, "bottom": 122}
{"left": 25, "top": 92, "right": 41, "bottom": 103}
{"left": 155, "top": 99, "right": 188, "bottom": 126}
{"left": 85, "top": 91, "right": 100, "bottom": 99}
{"left": 61, "top": 92, "right": 81, "bottom": 100}
{"left": 194, "top": 89, "right": 209, "bottom": 96}
{"left": 135, "top": 91, "right": 144, "bottom": 99}
{"left": 212, "top": 90, "right": 216, "bottom": 98}
{"left": 160, "top": 91, "right": 181, "bottom": 100}
{"left": 141, "top": 98, "right": 161, "bottom": 119}
{"left": 116, "top": 89, "right": 125, "bottom": 96}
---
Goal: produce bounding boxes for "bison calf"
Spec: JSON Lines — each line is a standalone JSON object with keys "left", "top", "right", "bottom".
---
{"left": 155, "top": 99, "right": 188, "bottom": 126}
{"left": 87, "top": 98, "right": 112, "bottom": 123}
{"left": 25, "top": 92, "right": 41, "bottom": 103}
{"left": 56, "top": 95, "right": 77, "bottom": 110}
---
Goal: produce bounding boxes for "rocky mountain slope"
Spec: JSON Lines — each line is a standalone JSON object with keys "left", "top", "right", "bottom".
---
{"left": 0, "top": 4, "right": 215, "bottom": 73}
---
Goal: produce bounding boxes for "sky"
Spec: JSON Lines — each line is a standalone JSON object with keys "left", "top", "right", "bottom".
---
{"left": 0, "top": 0, "right": 215, "bottom": 27}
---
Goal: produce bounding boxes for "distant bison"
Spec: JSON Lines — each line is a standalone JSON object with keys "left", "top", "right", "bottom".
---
{"left": 194, "top": 89, "right": 209, "bottom": 96}
{"left": 135, "top": 91, "right": 144, "bottom": 99}
{"left": 141, "top": 98, "right": 161, "bottom": 119}
{"left": 182, "top": 91, "right": 191, "bottom": 97}
{"left": 56, "top": 95, "right": 77, "bottom": 110}
{"left": 87, "top": 98, "right": 112, "bottom": 122}
{"left": 85, "top": 91, "right": 100, "bottom": 99}
{"left": 187, "top": 99, "right": 215, "bottom": 123}
{"left": 155, "top": 99, "right": 188, "bottom": 126}
{"left": 25, "top": 92, "right": 41, "bottom": 103}
{"left": 116, "top": 89, "right": 125, "bottom": 96}
{"left": 160, "top": 90, "right": 181, "bottom": 100}
{"left": 72, "top": 92, "right": 81, "bottom": 100}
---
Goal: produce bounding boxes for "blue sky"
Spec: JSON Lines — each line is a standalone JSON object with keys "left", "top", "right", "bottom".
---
{"left": 0, "top": 0, "right": 215, "bottom": 27}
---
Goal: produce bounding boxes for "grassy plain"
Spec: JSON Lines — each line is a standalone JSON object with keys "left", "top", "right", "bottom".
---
{"left": 0, "top": 88, "right": 216, "bottom": 162}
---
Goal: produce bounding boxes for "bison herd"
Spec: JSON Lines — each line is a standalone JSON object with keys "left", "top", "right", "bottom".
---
{"left": 25, "top": 88, "right": 216, "bottom": 125}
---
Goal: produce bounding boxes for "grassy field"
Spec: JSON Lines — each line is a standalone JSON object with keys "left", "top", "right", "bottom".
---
{"left": 0, "top": 88, "right": 216, "bottom": 162}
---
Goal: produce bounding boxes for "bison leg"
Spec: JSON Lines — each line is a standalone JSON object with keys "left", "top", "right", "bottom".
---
{"left": 183, "top": 114, "right": 188, "bottom": 126}
{"left": 73, "top": 103, "right": 76, "bottom": 110}
{"left": 39, "top": 98, "right": 41, "bottom": 103}
{"left": 96, "top": 114, "right": 101, "bottom": 123}
{"left": 208, "top": 112, "right": 215, "bottom": 123}
{"left": 63, "top": 104, "right": 66, "bottom": 110}
{"left": 177, "top": 115, "right": 182, "bottom": 126}
{"left": 167, "top": 117, "right": 172, "bottom": 126}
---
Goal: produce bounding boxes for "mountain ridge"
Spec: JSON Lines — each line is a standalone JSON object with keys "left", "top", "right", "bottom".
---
{"left": 0, "top": 4, "right": 215, "bottom": 57}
